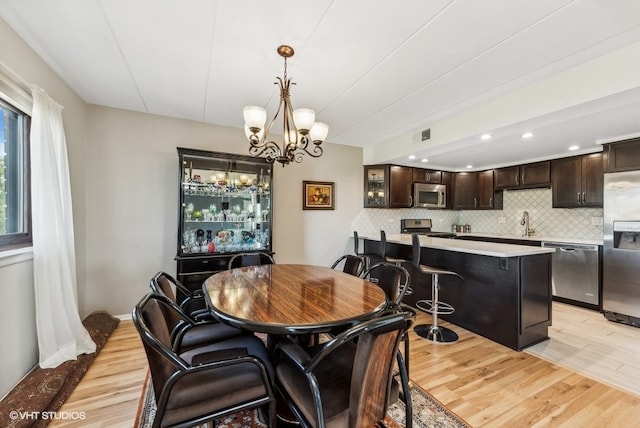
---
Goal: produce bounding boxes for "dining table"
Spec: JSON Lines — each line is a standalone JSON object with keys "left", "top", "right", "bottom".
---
{"left": 202, "top": 264, "right": 387, "bottom": 337}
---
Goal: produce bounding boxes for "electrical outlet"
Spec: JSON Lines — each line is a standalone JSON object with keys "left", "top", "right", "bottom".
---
{"left": 389, "top": 218, "right": 395, "bottom": 223}
{"left": 591, "top": 217, "right": 603, "bottom": 226}
{"left": 498, "top": 216, "right": 506, "bottom": 224}
{"left": 499, "top": 258, "right": 508, "bottom": 270}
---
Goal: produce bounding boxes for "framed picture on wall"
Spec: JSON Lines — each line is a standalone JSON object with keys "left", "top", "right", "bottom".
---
{"left": 302, "top": 181, "right": 335, "bottom": 210}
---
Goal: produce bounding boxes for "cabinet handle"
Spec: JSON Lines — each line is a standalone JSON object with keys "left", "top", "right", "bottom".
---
{"left": 489, "top": 197, "right": 493, "bottom": 207}
{"left": 425, "top": 172, "right": 430, "bottom": 182}
{"left": 515, "top": 173, "right": 519, "bottom": 185}
{"left": 409, "top": 195, "right": 413, "bottom": 206}
{"left": 582, "top": 192, "right": 586, "bottom": 204}
{"left": 577, "top": 192, "right": 582, "bottom": 203}
{"left": 474, "top": 197, "right": 477, "bottom": 207}
{"left": 521, "top": 172, "right": 526, "bottom": 184}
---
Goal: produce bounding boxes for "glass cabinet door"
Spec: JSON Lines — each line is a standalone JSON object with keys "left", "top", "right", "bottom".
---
{"left": 177, "top": 148, "right": 272, "bottom": 257}
{"left": 364, "top": 165, "right": 388, "bottom": 207}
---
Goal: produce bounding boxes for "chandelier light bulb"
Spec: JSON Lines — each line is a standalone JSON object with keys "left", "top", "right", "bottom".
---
{"left": 293, "top": 108, "right": 316, "bottom": 133}
{"left": 243, "top": 106, "right": 267, "bottom": 130}
{"left": 310, "top": 122, "right": 329, "bottom": 143}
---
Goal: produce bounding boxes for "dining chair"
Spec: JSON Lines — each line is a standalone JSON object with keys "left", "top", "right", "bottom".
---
{"left": 273, "top": 312, "right": 413, "bottom": 428}
{"left": 361, "top": 262, "right": 410, "bottom": 310}
{"left": 150, "top": 271, "right": 211, "bottom": 321}
{"left": 360, "top": 262, "right": 413, "bottom": 416}
{"left": 133, "top": 293, "right": 276, "bottom": 428}
{"left": 143, "top": 292, "right": 249, "bottom": 353}
{"left": 228, "top": 251, "right": 275, "bottom": 269}
{"left": 330, "top": 254, "right": 366, "bottom": 277}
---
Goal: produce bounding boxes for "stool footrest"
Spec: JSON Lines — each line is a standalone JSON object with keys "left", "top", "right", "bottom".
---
{"left": 415, "top": 299, "right": 455, "bottom": 315}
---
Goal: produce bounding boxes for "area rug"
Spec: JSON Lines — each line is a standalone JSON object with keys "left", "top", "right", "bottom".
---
{"left": 0, "top": 311, "right": 120, "bottom": 428}
{"left": 135, "top": 373, "right": 470, "bottom": 428}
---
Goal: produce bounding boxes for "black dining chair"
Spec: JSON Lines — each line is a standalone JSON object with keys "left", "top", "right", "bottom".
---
{"left": 330, "top": 254, "right": 366, "bottom": 277}
{"left": 361, "top": 262, "right": 411, "bottom": 310}
{"left": 143, "top": 292, "right": 249, "bottom": 353}
{"left": 133, "top": 293, "right": 276, "bottom": 428}
{"left": 274, "top": 312, "right": 413, "bottom": 428}
{"left": 360, "top": 262, "right": 413, "bottom": 416}
{"left": 228, "top": 251, "right": 275, "bottom": 269}
{"left": 150, "top": 271, "right": 211, "bottom": 321}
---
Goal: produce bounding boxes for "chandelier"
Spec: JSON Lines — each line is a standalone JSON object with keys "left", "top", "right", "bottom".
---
{"left": 243, "top": 45, "right": 329, "bottom": 166}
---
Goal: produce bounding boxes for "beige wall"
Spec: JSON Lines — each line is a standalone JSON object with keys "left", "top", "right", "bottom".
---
{"left": 84, "top": 105, "right": 364, "bottom": 316}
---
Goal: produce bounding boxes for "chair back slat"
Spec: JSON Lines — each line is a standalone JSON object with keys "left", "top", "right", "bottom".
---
{"left": 134, "top": 296, "right": 182, "bottom": 402}
{"left": 155, "top": 274, "right": 177, "bottom": 303}
{"left": 349, "top": 320, "right": 405, "bottom": 426}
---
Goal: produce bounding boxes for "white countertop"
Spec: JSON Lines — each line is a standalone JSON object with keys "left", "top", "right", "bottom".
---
{"left": 455, "top": 232, "right": 602, "bottom": 246}
{"left": 361, "top": 233, "right": 555, "bottom": 258}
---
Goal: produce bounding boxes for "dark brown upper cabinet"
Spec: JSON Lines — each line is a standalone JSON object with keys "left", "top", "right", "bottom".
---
{"left": 495, "top": 161, "right": 551, "bottom": 190}
{"left": 453, "top": 170, "right": 502, "bottom": 210}
{"left": 363, "top": 164, "right": 413, "bottom": 208}
{"left": 389, "top": 165, "right": 413, "bottom": 208}
{"left": 412, "top": 167, "right": 442, "bottom": 184}
{"left": 551, "top": 153, "right": 603, "bottom": 208}
{"left": 604, "top": 137, "right": 640, "bottom": 172}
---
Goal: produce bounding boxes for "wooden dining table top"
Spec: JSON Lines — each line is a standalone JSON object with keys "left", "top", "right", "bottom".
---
{"left": 202, "top": 264, "right": 387, "bottom": 335}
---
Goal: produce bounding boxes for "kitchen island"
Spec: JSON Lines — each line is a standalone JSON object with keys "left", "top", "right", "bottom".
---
{"left": 361, "top": 233, "right": 555, "bottom": 351}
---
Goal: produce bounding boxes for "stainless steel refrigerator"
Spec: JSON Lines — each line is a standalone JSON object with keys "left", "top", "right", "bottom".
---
{"left": 603, "top": 171, "right": 640, "bottom": 326}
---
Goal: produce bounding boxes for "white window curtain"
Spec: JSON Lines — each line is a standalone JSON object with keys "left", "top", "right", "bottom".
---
{"left": 30, "top": 86, "right": 96, "bottom": 368}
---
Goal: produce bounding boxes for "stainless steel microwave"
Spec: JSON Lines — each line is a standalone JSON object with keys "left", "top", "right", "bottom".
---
{"left": 413, "top": 183, "right": 446, "bottom": 208}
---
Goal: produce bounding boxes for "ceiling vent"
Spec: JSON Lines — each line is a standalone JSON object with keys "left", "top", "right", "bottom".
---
{"left": 413, "top": 128, "right": 431, "bottom": 144}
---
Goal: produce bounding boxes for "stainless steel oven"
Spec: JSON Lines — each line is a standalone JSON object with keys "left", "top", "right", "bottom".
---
{"left": 413, "top": 183, "right": 446, "bottom": 208}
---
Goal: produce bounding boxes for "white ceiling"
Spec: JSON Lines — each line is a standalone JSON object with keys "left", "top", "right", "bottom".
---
{"left": 2, "top": 0, "right": 640, "bottom": 171}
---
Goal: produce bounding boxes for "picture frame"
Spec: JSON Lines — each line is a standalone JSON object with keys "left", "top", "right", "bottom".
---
{"left": 302, "top": 181, "right": 335, "bottom": 210}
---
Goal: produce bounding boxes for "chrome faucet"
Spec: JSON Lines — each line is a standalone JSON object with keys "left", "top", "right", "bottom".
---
{"left": 520, "top": 211, "right": 535, "bottom": 237}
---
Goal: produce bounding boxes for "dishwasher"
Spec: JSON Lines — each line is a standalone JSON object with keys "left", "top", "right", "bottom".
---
{"left": 541, "top": 242, "right": 600, "bottom": 307}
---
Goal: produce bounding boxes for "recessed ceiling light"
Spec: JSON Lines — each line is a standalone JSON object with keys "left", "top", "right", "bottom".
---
{"left": 421, "top": 158, "right": 428, "bottom": 163}
{"left": 480, "top": 133, "right": 492, "bottom": 140}
{"left": 466, "top": 164, "right": 473, "bottom": 169}
{"left": 521, "top": 132, "right": 534, "bottom": 139}
{"left": 568, "top": 145, "right": 580, "bottom": 151}
{"left": 408, "top": 155, "right": 416, "bottom": 160}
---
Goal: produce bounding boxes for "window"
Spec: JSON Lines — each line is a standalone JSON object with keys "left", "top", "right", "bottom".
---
{"left": 0, "top": 98, "right": 31, "bottom": 249}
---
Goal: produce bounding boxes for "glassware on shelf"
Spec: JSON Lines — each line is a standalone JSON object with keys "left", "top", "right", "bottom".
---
{"left": 177, "top": 148, "right": 272, "bottom": 258}
{"left": 184, "top": 202, "right": 194, "bottom": 220}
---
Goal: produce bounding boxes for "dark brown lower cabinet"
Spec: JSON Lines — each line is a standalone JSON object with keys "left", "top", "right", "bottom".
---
{"left": 366, "top": 240, "right": 552, "bottom": 351}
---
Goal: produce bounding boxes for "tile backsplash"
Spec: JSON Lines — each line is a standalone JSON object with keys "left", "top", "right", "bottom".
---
{"left": 351, "top": 188, "right": 603, "bottom": 241}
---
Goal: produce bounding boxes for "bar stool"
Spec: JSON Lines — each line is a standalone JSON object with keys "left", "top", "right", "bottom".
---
{"left": 353, "top": 231, "right": 377, "bottom": 270}
{"left": 410, "top": 233, "right": 462, "bottom": 343}
{"left": 380, "top": 230, "right": 413, "bottom": 295}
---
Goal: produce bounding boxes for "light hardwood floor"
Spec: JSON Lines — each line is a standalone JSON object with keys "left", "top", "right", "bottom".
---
{"left": 51, "top": 303, "right": 640, "bottom": 427}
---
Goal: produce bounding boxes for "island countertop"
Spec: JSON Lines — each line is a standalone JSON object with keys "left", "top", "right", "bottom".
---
{"left": 360, "top": 233, "right": 555, "bottom": 257}
{"left": 455, "top": 232, "right": 602, "bottom": 246}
